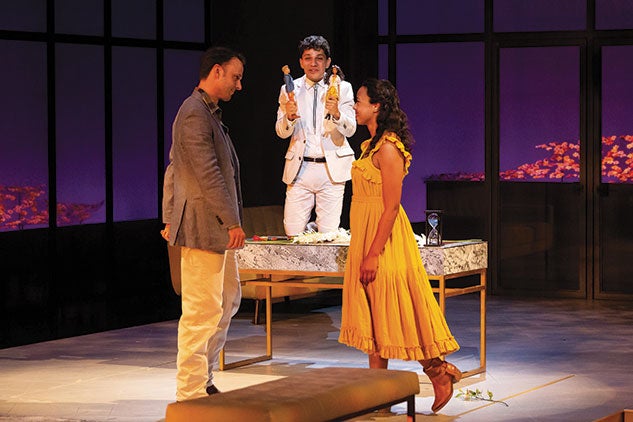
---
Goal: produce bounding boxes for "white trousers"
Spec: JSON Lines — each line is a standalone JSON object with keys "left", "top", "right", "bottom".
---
{"left": 284, "top": 161, "right": 346, "bottom": 236}
{"left": 176, "top": 247, "right": 241, "bottom": 402}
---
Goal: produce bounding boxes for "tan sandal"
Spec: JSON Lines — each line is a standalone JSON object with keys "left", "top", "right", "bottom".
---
{"left": 423, "top": 360, "right": 462, "bottom": 413}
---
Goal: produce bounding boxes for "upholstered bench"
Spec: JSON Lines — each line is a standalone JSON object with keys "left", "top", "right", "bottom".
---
{"left": 165, "top": 367, "right": 420, "bottom": 422}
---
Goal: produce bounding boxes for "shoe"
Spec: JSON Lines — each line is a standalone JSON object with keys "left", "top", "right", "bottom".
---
{"left": 423, "top": 360, "right": 462, "bottom": 413}
{"left": 206, "top": 384, "right": 220, "bottom": 395}
{"left": 373, "top": 407, "right": 394, "bottom": 416}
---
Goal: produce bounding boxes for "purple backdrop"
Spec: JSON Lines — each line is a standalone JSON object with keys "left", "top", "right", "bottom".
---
{"left": 397, "top": 42, "right": 485, "bottom": 222}
{"left": 55, "top": 44, "right": 106, "bottom": 226}
{"left": 163, "top": 50, "right": 202, "bottom": 168}
{"left": 397, "top": 0, "right": 484, "bottom": 35}
{"left": 494, "top": 0, "right": 586, "bottom": 32}
{"left": 3, "top": 0, "right": 633, "bottom": 231}
{"left": 500, "top": 46, "right": 580, "bottom": 179}
{"left": 112, "top": 47, "right": 157, "bottom": 221}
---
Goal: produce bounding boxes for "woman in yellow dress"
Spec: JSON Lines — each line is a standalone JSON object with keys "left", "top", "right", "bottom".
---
{"left": 338, "top": 78, "right": 462, "bottom": 413}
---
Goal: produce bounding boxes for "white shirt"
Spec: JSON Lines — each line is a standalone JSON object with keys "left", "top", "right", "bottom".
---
{"left": 303, "top": 78, "right": 326, "bottom": 158}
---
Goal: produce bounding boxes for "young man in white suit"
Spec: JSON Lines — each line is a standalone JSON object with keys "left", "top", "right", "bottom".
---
{"left": 275, "top": 35, "right": 356, "bottom": 236}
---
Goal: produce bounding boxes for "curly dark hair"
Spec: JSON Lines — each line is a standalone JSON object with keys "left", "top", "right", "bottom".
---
{"left": 325, "top": 65, "right": 345, "bottom": 83}
{"left": 298, "top": 35, "right": 331, "bottom": 58}
{"left": 361, "top": 78, "right": 414, "bottom": 155}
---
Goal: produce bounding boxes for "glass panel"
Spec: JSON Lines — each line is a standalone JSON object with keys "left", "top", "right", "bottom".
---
{"left": 499, "top": 183, "right": 581, "bottom": 292}
{"left": 599, "top": 185, "right": 633, "bottom": 294}
{"left": 396, "top": 43, "right": 484, "bottom": 223}
{"left": 500, "top": 47, "right": 580, "bottom": 182}
{"left": 601, "top": 46, "right": 633, "bottom": 184}
{"left": 378, "top": 0, "right": 389, "bottom": 35}
{"left": 112, "top": 0, "right": 156, "bottom": 39}
{"left": 378, "top": 44, "right": 388, "bottom": 80}
{"left": 494, "top": 0, "right": 585, "bottom": 32}
{"left": 164, "top": 49, "right": 202, "bottom": 165}
{"left": 56, "top": 44, "right": 105, "bottom": 226}
{"left": 0, "top": 41, "right": 48, "bottom": 232}
{"left": 55, "top": 0, "right": 103, "bottom": 36}
{"left": 0, "top": 1, "right": 46, "bottom": 32}
{"left": 112, "top": 47, "right": 157, "bottom": 221}
{"left": 599, "top": 45, "right": 633, "bottom": 295}
{"left": 599, "top": 186, "right": 633, "bottom": 294}
{"left": 498, "top": 46, "right": 582, "bottom": 295}
{"left": 378, "top": 0, "right": 388, "bottom": 36}
{"left": 397, "top": 0, "right": 484, "bottom": 35}
{"left": 596, "top": 0, "right": 633, "bottom": 30}
{"left": 164, "top": 0, "right": 204, "bottom": 43}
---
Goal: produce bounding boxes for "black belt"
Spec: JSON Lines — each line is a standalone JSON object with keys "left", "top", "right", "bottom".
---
{"left": 303, "top": 156, "right": 326, "bottom": 163}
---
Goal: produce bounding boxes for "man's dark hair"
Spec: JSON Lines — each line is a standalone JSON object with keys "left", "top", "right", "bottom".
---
{"left": 298, "top": 35, "right": 331, "bottom": 59}
{"left": 199, "top": 46, "right": 246, "bottom": 80}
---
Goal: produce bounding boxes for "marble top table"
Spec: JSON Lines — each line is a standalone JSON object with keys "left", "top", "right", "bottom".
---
{"left": 236, "top": 240, "right": 487, "bottom": 277}
{"left": 224, "top": 240, "right": 488, "bottom": 377}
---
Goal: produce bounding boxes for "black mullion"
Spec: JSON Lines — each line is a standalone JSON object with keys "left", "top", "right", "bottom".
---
{"left": 589, "top": 42, "right": 601, "bottom": 298}
{"left": 485, "top": 0, "right": 497, "bottom": 294}
{"left": 388, "top": 0, "right": 396, "bottom": 85}
{"left": 393, "top": 33, "right": 485, "bottom": 44}
{"left": 46, "top": 0, "right": 59, "bottom": 339}
{"left": 579, "top": 38, "right": 590, "bottom": 299}
{"left": 204, "top": 0, "right": 212, "bottom": 46}
{"left": 584, "top": 0, "right": 595, "bottom": 299}
{"left": 157, "top": 0, "right": 165, "bottom": 219}
{"left": 0, "top": 29, "right": 48, "bottom": 41}
{"left": 103, "top": 0, "right": 117, "bottom": 319}
{"left": 47, "top": 2, "right": 57, "bottom": 232}
{"left": 588, "top": 0, "right": 601, "bottom": 298}
{"left": 104, "top": 0, "right": 113, "bottom": 225}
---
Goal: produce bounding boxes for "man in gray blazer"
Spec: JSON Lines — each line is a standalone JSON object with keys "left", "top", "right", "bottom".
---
{"left": 276, "top": 35, "right": 356, "bottom": 236}
{"left": 161, "top": 46, "right": 246, "bottom": 402}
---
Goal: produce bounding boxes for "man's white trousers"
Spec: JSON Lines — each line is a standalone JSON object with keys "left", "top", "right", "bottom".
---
{"left": 176, "top": 247, "right": 241, "bottom": 401}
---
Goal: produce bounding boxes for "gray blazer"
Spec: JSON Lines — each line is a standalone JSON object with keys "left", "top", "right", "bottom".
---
{"left": 163, "top": 89, "right": 242, "bottom": 254}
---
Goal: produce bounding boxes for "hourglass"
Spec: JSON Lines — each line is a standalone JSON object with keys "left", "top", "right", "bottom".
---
{"left": 425, "top": 210, "right": 443, "bottom": 246}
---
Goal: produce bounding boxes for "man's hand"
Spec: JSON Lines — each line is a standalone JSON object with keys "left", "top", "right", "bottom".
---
{"left": 285, "top": 99, "right": 300, "bottom": 121}
{"left": 226, "top": 226, "right": 246, "bottom": 249}
{"left": 160, "top": 224, "right": 170, "bottom": 241}
{"left": 325, "top": 96, "right": 340, "bottom": 120}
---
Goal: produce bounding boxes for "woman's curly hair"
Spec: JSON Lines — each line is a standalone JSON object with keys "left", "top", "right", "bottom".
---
{"left": 361, "top": 78, "right": 414, "bottom": 156}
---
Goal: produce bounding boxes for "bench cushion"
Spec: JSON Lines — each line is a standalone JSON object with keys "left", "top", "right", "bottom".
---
{"left": 165, "top": 367, "right": 420, "bottom": 422}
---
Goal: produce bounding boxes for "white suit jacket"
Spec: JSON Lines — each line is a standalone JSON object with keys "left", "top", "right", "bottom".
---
{"left": 275, "top": 75, "right": 356, "bottom": 184}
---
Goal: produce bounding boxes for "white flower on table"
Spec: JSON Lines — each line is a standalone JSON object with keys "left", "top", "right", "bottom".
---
{"left": 292, "top": 228, "right": 351, "bottom": 244}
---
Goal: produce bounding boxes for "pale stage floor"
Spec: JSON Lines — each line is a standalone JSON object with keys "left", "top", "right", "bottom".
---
{"left": 1, "top": 293, "right": 633, "bottom": 421}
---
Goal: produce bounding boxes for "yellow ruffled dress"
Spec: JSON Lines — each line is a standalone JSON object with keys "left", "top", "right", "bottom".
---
{"left": 338, "top": 133, "right": 460, "bottom": 360}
